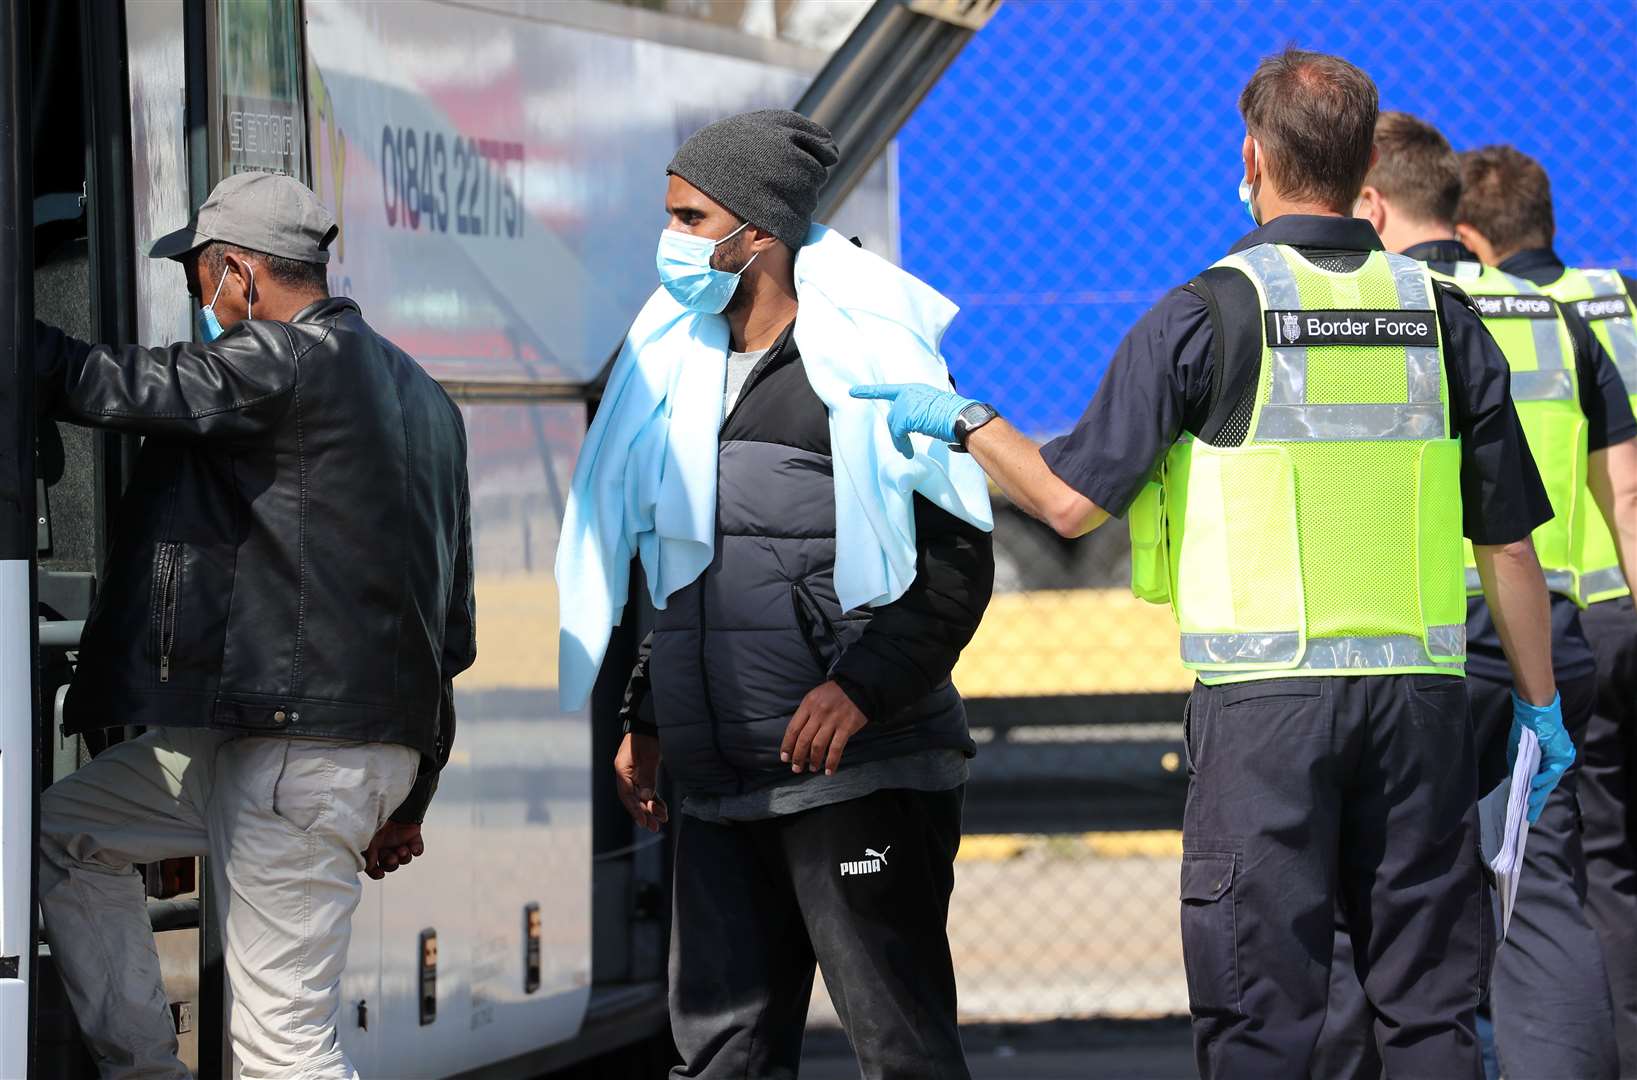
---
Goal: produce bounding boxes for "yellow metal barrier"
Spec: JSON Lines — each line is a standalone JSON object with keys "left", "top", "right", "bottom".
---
{"left": 466, "top": 573, "right": 560, "bottom": 690}
{"left": 953, "top": 588, "right": 1189, "bottom": 697}
{"left": 461, "top": 581, "right": 1191, "bottom": 699}
{"left": 959, "top": 832, "right": 1185, "bottom": 863}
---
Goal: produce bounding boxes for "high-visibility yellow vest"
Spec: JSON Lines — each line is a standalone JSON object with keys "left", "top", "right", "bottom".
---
{"left": 1128, "top": 243, "right": 1466, "bottom": 683}
{"left": 1543, "top": 268, "right": 1637, "bottom": 603}
{"left": 1437, "top": 262, "right": 1587, "bottom": 603}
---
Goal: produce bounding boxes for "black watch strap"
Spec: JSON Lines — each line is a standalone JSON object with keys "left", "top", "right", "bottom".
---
{"left": 953, "top": 402, "right": 999, "bottom": 450}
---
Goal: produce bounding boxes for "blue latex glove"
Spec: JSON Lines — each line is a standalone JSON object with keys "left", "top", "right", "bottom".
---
{"left": 1510, "top": 691, "right": 1574, "bottom": 824}
{"left": 850, "top": 383, "right": 976, "bottom": 458}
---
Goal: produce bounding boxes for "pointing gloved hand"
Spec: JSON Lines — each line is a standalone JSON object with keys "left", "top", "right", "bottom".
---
{"left": 850, "top": 383, "right": 975, "bottom": 458}
{"left": 1510, "top": 691, "right": 1574, "bottom": 824}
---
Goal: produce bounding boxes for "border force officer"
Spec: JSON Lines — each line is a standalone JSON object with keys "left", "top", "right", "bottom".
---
{"left": 1456, "top": 143, "right": 1637, "bottom": 1076}
{"left": 1321, "top": 111, "right": 1634, "bottom": 1080}
{"left": 852, "top": 51, "right": 1569, "bottom": 1079}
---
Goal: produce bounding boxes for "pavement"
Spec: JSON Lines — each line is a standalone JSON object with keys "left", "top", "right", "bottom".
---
{"left": 797, "top": 832, "right": 1197, "bottom": 1077}
{"left": 808, "top": 836, "right": 1189, "bottom": 1026}
{"left": 800, "top": 1020, "right": 1199, "bottom": 1079}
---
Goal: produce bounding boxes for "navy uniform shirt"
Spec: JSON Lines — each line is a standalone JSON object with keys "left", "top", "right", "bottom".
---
{"left": 1406, "top": 241, "right": 1637, "bottom": 682}
{"left": 1040, "top": 215, "right": 1553, "bottom": 675}
{"left": 1404, "top": 239, "right": 1636, "bottom": 451}
{"left": 1501, "top": 247, "right": 1637, "bottom": 306}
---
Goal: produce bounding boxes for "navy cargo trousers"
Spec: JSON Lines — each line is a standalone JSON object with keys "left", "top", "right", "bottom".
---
{"left": 1318, "top": 672, "right": 1620, "bottom": 1080}
{"left": 1181, "top": 674, "right": 1489, "bottom": 1080}
{"left": 1581, "top": 596, "right": 1637, "bottom": 1075}
{"left": 1471, "top": 672, "right": 1618, "bottom": 1079}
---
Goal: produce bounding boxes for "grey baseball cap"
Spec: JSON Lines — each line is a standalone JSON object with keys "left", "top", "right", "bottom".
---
{"left": 147, "top": 171, "right": 338, "bottom": 264}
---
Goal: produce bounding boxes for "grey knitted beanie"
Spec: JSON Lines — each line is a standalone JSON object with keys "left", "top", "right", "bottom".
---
{"left": 667, "top": 110, "right": 839, "bottom": 251}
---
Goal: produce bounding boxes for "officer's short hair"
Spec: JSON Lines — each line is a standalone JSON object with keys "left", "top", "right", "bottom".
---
{"left": 1239, "top": 47, "right": 1378, "bottom": 212}
{"left": 1365, "top": 112, "right": 1461, "bottom": 226}
{"left": 1455, "top": 145, "right": 1554, "bottom": 253}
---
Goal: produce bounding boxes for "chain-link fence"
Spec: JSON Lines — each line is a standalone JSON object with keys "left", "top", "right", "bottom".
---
{"left": 880, "top": 0, "right": 1637, "bottom": 1024}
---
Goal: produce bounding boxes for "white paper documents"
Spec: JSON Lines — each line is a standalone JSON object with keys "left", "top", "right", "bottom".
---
{"left": 1489, "top": 727, "right": 1541, "bottom": 940}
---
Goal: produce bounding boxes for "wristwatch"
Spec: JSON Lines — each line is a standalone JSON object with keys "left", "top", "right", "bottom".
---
{"left": 952, "top": 401, "right": 999, "bottom": 450}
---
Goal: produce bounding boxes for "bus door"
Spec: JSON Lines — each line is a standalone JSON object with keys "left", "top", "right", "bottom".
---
{"left": 20, "top": 0, "right": 204, "bottom": 1075}
{"left": 27, "top": 1, "right": 370, "bottom": 1073}
{"left": 1, "top": 0, "right": 37, "bottom": 1073}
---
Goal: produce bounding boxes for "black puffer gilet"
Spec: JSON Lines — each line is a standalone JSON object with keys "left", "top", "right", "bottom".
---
{"left": 648, "top": 329, "right": 972, "bottom": 796}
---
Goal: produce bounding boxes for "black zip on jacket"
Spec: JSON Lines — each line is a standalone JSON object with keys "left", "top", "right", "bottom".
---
{"left": 33, "top": 298, "right": 476, "bottom": 823}
{"left": 619, "top": 327, "right": 995, "bottom": 796}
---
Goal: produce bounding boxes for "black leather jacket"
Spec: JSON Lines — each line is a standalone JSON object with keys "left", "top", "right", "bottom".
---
{"left": 34, "top": 298, "right": 475, "bottom": 822}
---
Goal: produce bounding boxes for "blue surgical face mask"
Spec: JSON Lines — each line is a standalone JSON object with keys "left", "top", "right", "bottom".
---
{"left": 1240, "top": 139, "right": 1261, "bottom": 227}
{"left": 656, "top": 220, "right": 758, "bottom": 314}
{"left": 196, "top": 264, "right": 251, "bottom": 342}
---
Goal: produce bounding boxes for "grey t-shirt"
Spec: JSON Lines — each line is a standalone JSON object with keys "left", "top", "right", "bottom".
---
{"left": 723, "top": 347, "right": 766, "bottom": 418}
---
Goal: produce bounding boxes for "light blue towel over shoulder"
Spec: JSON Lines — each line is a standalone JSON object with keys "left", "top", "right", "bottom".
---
{"left": 554, "top": 224, "right": 993, "bottom": 711}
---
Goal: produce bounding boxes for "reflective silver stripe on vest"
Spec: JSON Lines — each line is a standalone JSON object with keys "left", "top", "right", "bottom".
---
{"left": 1427, "top": 623, "right": 1467, "bottom": 659}
{"left": 1581, "top": 270, "right": 1637, "bottom": 388}
{"left": 1581, "top": 565, "right": 1629, "bottom": 598}
{"left": 1511, "top": 274, "right": 1570, "bottom": 374}
{"left": 1584, "top": 269, "right": 1627, "bottom": 294}
{"left": 1181, "top": 629, "right": 1466, "bottom": 671}
{"left": 1180, "top": 631, "right": 1302, "bottom": 666}
{"left": 1509, "top": 369, "right": 1575, "bottom": 401}
{"left": 1254, "top": 403, "right": 1444, "bottom": 441}
{"left": 1239, "top": 246, "right": 1445, "bottom": 441}
{"left": 1390, "top": 254, "right": 1444, "bottom": 404}
{"left": 1452, "top": 261, "right": 1483, "bottom": 282}
{"left": 1240, "top": 244, "right": 1307, "bottom": 404}
{"left": 1466, "top": 566, "right": 1576, "bottom": 595}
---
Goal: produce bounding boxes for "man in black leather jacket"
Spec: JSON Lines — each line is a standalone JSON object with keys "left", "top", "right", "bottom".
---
{"left": 32, "top": 172, "right": 474, "bottom": 1080}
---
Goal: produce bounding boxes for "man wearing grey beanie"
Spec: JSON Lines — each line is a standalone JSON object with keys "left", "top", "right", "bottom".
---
{"left": 607, "top": 109, "right": 991, "bottom": 1078}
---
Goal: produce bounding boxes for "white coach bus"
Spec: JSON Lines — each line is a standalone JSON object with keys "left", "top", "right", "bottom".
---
{"left": 0, "top": 0, "right": 994, "bottom": 1076}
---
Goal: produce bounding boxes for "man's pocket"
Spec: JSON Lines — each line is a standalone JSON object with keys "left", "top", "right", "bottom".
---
{"left": 269, "top": 739, "right": 343, "bottom": 834}
{"left": 1179, "top": 851, "right": 1241, "bottom": 1014}
{"left": 370, "top": 746, "right": 421, "bottom": 830}
{"left": 259, "top": 738, "right": 418, "bottom": 844}
{"left": 1189, "top": 678, "right": 1327, "bottom": 776}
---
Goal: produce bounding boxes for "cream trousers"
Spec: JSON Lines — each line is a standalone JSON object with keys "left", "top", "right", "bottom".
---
{"left": 38, "top": 728, "right": 418, "bottom": 1079}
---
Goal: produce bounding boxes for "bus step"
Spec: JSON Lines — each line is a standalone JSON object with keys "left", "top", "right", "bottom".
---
{"left": 33, "top": 895, "right": 202, "bottom": 940}
{"left": 148, "top": 896, "right": 201, "bottom": 933}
